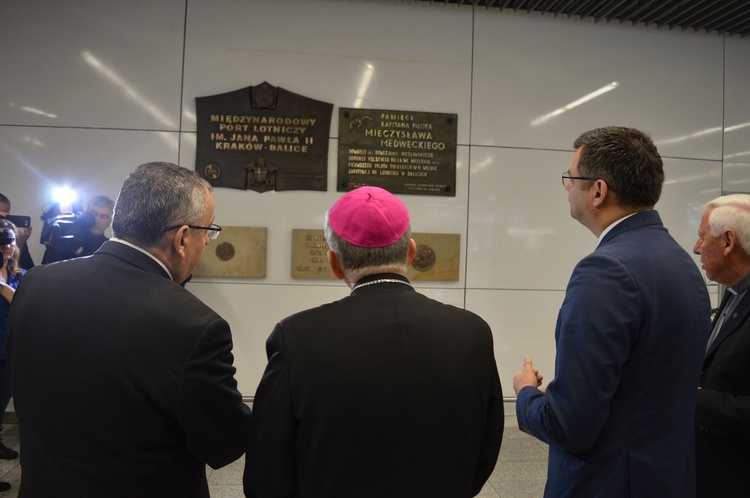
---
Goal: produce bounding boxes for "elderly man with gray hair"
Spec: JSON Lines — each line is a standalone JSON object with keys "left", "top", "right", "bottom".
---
{"left": 693, "top": 193, "right": 750, "bottom": 498}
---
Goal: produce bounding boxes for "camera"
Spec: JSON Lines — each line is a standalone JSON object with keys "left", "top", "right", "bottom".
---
{"left": 39, "top": 201, "right": 95, "bottom": 253}
{"left": 0, "top": 215, "right": 31, "bottom": 229}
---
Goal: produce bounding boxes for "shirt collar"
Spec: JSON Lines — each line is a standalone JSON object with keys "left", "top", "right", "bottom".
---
{"left": 110, "top": 237, "right": 174, "bottom": 281}
{"left": 597, "top": 212, "right": 640, "bottom": 246}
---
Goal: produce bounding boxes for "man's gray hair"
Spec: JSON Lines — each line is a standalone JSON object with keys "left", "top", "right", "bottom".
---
{"left": 324, "top": 210, "right": 411, "bottom": 283}
{"left": 112, "top": 162, "right": 212, "bottom": 248}
{"left": 704, "top": 194, "right": 750, "bottom": 254}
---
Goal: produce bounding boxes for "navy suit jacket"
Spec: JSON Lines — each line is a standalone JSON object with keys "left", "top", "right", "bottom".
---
{"left": 7, "top": 240, "right": 251, "bottom": 497}
{"left": 696, "top": 284, "right": 750, "bottom": 497}
{"left": 517, "top": 210, "right": 710, "bottom": 497}
{"left": 244, "top": 275, "right": 504, "bottom": 498}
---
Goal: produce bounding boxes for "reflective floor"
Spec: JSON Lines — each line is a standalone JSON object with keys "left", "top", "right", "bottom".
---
{"left": 0, "top": 418, "right": 549, "bottom": 497}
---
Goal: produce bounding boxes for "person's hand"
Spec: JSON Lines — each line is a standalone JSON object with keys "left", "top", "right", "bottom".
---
{"left": 513, "top": 354, "right": 544, "bottom": 395}
{"left": 16, "top": 226, "right": 31, "bottom": 247}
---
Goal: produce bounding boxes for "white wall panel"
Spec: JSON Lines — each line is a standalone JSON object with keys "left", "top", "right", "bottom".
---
{"left": 467, "top": 149, "right": 721, "bottom": 291}
{"left": 471, "top": 14, "right": 724, "bottom": 160}
{"left": 723, "top": 162, "right": 750, "bottom": 193}
{"left": 182, "top": 0, "right": 474, "bottom": 143}
{"left": 0, "top": 0, "right": 185, "bottom": 130}
{"left": 467, "top": 147, "right": 595, "bottom": 291}
{"left": 0, "top": 126, "right": 179, "bottom": 264}
{"left": 466, "top": 289, "right": 562, "bottom": 400}
{"left": 724, "top": 37, "right": 750, "bottom": 163}
{"left": 659, "top": 157, "right": 722, "bottom": 271}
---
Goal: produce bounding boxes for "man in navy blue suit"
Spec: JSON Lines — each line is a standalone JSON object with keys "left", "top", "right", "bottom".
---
{"left": 513, "top": 126, "right": 710, "bottom": 497}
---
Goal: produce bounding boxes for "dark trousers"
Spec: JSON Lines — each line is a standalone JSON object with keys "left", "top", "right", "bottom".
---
{"left": 0, "top": 359, "right": 11, "bottom": 427}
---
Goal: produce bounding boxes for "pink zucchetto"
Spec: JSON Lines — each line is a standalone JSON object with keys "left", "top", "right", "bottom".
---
{"left": 328, "top": 186, "right": 409, "bottom": 248}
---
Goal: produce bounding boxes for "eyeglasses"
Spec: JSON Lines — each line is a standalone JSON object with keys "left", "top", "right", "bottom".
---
{"left": 561, "top": 171, "right": 598, "bottom": 188}
{"left": 162, "top": 223, "right": 222, "bottom": 240}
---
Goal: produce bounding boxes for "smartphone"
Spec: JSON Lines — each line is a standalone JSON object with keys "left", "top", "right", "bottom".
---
{"left": 1, "top": 215, "right": 31, "bottom": 228}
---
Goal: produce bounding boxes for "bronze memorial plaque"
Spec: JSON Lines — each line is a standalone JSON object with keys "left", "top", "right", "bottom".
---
{"left": 291, "top": 229, "right": 459, "bottom": 281}
{"left": 192, "top": 226, "right": 268, "bottom": 278}
{"left": 406, "top": 233, "right": 460, "bottom": 282}
{"left": 196, "top": 82, "right": 333, "bottom": 192}
{"left": 291, "top": 229, "right": 337, "bottom": 280}
{"left": 337, "top": 108, "right": 457, "bottom": 196}
{"left": 292, "top": 228, "right": 336, "bottom": 280}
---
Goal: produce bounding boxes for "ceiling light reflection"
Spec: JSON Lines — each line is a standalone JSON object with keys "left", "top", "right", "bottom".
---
{"left": 507, "top": 227, "right": 554, "bottom": 237}
{"left": 471, "top": 156, "right": 493, "bottom": 172}
{"left": 21, "top": 135, "right": 45, "bottom": 147}
{"left": 353, "top": 63, "right": 374, "bottom": 108}
{"left": 183, "top": 110, "right": 196, "bottom": 125}
{"left": 725, "top": 150, "right": 750, "bottom": 159}
{"left": 20, "top": 106, "right": 58, "bottom": 119}
{"left": 657, "top": 122, "right": 750, "bottom": 146}
{"left": 663, "top": 171, "right": 720, "bottom": 185}
{"left": 725, "top": 122, "right": 750, "bottom": 132}
{"left": 656, "top": 126, "right": 722, "bottom": 146}
{"left": 82, "top": 51, "right": 177, "bottom": 129}
{"left": 531, "top": 82, "right": 619, "bottom": 126}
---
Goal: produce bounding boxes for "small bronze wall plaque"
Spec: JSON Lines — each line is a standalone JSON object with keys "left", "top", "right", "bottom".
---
{"left": 337, "top": 108, "right": 457, "bottom": 196}
{"left": 291, "top": 229, "right": 337, "bottom": 280}
{"left": 291, "top": 229, "right": 459, "bottom": 281}
{"left": 193, "top": 226, "right": 268, "bottom": 278}
{"left": 407, "top": 233, "right": 460, "bottom": 282}
{"left": 196, "top": 82, "right": 333, "bottom": 192}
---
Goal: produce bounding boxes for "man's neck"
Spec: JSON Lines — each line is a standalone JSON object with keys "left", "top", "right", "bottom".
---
{"left": 111, "top": 238, "right": 175, "bottom": 281}
{"left": 590, "top": 206, "right": 651, "bottom": 238}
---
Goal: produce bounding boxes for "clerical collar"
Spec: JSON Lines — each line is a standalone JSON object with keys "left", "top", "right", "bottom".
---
{"left": 351, "top": 273, "right": 411, "bottom": 292}
{"left": 730, "top": 272, "right": 750, "bottom": 296}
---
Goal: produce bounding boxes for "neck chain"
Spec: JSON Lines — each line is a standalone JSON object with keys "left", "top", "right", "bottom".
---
{"left": 351, "top": 278, "right": 412, "bottom": 292}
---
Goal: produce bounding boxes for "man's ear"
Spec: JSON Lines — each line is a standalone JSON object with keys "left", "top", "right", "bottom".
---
{"left": 171, "top": 225, "right": 189, "bottom": 258}
{"left": 406, "top": 238, "right": 417, "bottom": 266}
{"left": 723, "top": 229, "right": 738, "bottom": 256}
{"left": 327, "top": 250, "right": 346, "bottom": 280}
{"left": 591, "top": 180, "right": 610, "bottom": 208}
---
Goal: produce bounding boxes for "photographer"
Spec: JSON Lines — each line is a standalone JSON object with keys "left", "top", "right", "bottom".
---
{"left": 41, "top": 195, "right": 114, "bottom": 264}
{"left": 0, "top": 193, "right": 34, "bottom": 270}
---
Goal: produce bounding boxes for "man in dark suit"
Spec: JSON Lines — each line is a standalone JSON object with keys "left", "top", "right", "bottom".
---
{"left": 513, "top": 127, "right": 710, "bottom": 497}
{"left": 7, "top": 162, "right": 251, "bottom": 497}
{"left": 244, "top": 186, "right": 504, "bottom": 498}
{"left": 693, "top": 194, "right": 750, "bottom": 498}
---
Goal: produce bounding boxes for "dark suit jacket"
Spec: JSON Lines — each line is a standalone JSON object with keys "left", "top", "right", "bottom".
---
{"left": 6, "top": 240, "right": 251, "bottom": 497}
{"left": 19, "top": 244, "right": 34, "bottom": 270}
{"left": 517, "top": 210, "right": 710, "bottom": 497}
{"left": 696, "top": 284, "right": 750, "bottom": 498}
{"left": 243, "top": 274, "right": 504, "bottom": 498}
